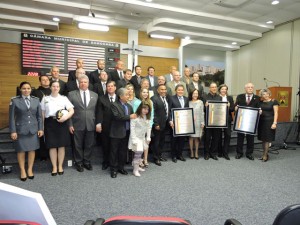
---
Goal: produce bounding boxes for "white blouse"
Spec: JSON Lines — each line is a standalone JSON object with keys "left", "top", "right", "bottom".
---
{"left": 41, "top": 94, "right": 74, "bottom": 118}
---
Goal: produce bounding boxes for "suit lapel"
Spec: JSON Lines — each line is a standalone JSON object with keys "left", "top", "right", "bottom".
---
{"left": 76, "top": 91, "right": 85, "bottom": 109}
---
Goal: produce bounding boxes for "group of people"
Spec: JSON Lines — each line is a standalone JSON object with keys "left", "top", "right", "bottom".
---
{"left": 9, "top": 58, "right": 279, "bottom": 181}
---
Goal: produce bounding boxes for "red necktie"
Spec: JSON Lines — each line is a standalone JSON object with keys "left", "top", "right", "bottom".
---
{"left": 247, "top": 95, "right": 251, "bottom": 105}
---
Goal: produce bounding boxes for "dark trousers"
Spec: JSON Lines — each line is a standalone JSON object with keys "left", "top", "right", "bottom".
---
{"left": 73, "top": 129, "right": 95, "bottom": 164}
{"left": 151, "top": 125, "right": 167, "bottom": 160}
{"left": 171, "top": 136, "right": 185, "bottom": 158}
{"left": 236, "top": 133, "right": 254, "bottom": 155}
{"left": 205, "top": 128, "right": 221, "bottom": 157}
{"left": 110, "top": 131, "right": 129, "bottom": 172}
{"left": 100, "top": 132, "right": 110, "bottom": 166}
{"left": 218, "top": 123, "right": 232, "bottom": 155}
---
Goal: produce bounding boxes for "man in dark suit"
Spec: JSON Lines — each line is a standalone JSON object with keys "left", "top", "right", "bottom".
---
{"left": 68, "top": 74, "right": 98, "bottom": 172}
{"left": 67, "top": 58, "right": 88, "bottom": 82}
{"left": 66, "top": 68, "right": 94, "bottom": 93}
{"left": 49, "top": 66, "right": 67, "bottom": 96}
{"left": 151, "top": 84, "right": 169, "bottom": 166}
{"left": 187, "top": 72, "right": 205, "bottom": 97}
{"left": 145, "top": 66, "right": 158, "bottom": 90}
{"left": 131, "top": 65, "right": 142, "bottom": 97}
{"left": 93, "top": 71, "right": 109, "bottom": 97}
{"left": 169, "top": 84, "right": 189, "bottom": 163}
{"left": 116, "top": 69, "right": 133, "bottom": 90}
{"left": 235, "top": 82, "right": 260, "bottom": 160}
{"left": 96, "top": 80, "right": 117, "bottom": 170}
{"left": 203, "top": 82, "right": 222, "bottom": 160}
{"left": 89, "top": 59, "right": 109, "bottom": 85}
{"left": 110, "top": 60, "right": 124, "bottom": 82}
{"left": 109, "top": 87, "right": 137, "bottom": 178}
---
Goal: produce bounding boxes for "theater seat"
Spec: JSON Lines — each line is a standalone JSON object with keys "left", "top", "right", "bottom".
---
{"left": 272, "top": 204, "right": 300, "bottom": 225}
{"left": 84, "top": 216, "right": 191, "bottom": 225}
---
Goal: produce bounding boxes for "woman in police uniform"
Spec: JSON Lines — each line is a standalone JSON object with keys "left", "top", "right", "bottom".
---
{"left": 9, "top": 81, "right": 43, "bottom": 181}
{"left": 41, "top": 80, "right": 74, "bottom": 176}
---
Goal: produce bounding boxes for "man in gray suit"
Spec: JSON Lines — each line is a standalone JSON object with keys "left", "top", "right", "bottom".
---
{"left": 164, "top": 66, "right": 177, "bottom": 83}
{"left": 68, "top": 75, "right": 98, "bottom": 172}
{"left": 166, "top": 71, "right": 188, "bottom": 97}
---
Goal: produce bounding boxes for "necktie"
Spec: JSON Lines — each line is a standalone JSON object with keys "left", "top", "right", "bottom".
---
{"left": 25, "top": 97, "right": 30, "bottom": 109}
{"left": 119, "top": 71, "right": 123, "bottom": 79}
{"left": 122, "top": 103, "right": 130, "bottom": 130}
{"left": 103, "top": 83, "right": 106, "bottom": 94}
{"left": 162, "top": 97, "right": 168, "bottom": 120}
{"left": 179, "top": 96, "right": 184, "bottom": 108}
{"left": 110, "top": 97, "right": 113, "bottom": 103}
{"left": 247, "top": 95, "right": 251, "bottom": 105}
{"left": 83, "top": 91, "right": 87, "bottom": 108}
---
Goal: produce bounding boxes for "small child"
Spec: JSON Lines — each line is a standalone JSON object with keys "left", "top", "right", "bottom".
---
{"left": 128, "top": 101, "right": 152, "bottom": 177}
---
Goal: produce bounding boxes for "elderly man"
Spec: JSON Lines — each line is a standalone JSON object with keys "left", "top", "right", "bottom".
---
{"left": 166, "top": 71, "right": 188, "bottom": 97}
{"left": 68, "top": 75, "right": 98, "bottom": 172}
{"left": 235, "top": 82, "right": 260, "bottom": 160}
{"left": 109, "top": 88, "right": 136, "bottom": 178}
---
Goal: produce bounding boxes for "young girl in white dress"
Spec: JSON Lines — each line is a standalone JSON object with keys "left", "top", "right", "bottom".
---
{"left": 128, "top": 101, "right": 152, "bottom": 177}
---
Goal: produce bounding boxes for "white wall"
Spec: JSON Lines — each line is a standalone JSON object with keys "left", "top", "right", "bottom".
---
{"left": 228, "top": 19, "right": 300, "bottom": 120}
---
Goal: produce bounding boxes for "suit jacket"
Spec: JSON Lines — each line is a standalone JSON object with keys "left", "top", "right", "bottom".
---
{"left": 89, "top": 69, "right": 110, "bottom": 85}
{"left": 31, "top": 86, "right": 51, "bottom": 102}
{"left": 145, "top": 75, "right": 158, "bottom": 89}
{"left": 164, "top": 73, "right": 173, "bottom": 83}
{"left": 96, "top": 94, "right": 115, "bottom": 135}
{"left": 110, "top": 69, "right": 122, "bottom": 82}
{"left": 68, "top": 90, "right": 98, "bottom": 131}
{"left": 66, "top": 81, "right": 94, "bottom": 93}
{"left": 152, "top": 85, "right": 173, "bottom": 97}
{"left": 50, "top": 78, "right": 67, "bottom": 96}
{"left": 93, "top": 82, "right": 106, "bottom": 96}
{"left": 151, "top": 95, "right": 169, "bottom": 130}
{"left": 116, "top": 79, "right": 132, "bottom": 90}
{"left": 110, "top": 100, "right": 133, "bottom": 139}
{"left": 187, "top": 82, "right": 204, "bottom": 97}
{"left": 166, "top": 81, "right": 188, "bottom": 97}
{"left": 168, "top": 95, "right": 189, "bottom": 121}
{"left": 235, "top": 93, "right": 260, "bottom": 108}
{"left": 67, "top": 70, "right": 90, "bottom": 82}
{"left": 130, "top": 75, "right": 142, "bottom": 97}
{"left": 9, "top": 96, "right": 42, "bottom": 135}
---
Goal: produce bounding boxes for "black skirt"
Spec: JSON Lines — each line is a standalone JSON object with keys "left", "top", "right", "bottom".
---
{"left": 44, "top": 118, "right": 71, "bottom": 148}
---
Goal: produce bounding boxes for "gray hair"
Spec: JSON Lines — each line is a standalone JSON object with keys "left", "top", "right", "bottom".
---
{"left": 78, "top": 74, "right": 89, "bottom": 82}
{"left": 259, "top": 88, "right": 272, "bottom": 97}
{"left": 117, "top": 87, "right": 127, "bottom": 97}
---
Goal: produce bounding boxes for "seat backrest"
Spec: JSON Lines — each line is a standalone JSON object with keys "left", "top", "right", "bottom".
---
{"left": 273, "top": 204, "right": 300, "bottom": 225}
{"left": 103, "top": 216, "right": 192, "bottom": 225}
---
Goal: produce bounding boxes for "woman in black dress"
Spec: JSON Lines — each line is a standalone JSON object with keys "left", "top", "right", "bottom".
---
{"left": 257, "top": 89, "right": 279, "bottom": 161}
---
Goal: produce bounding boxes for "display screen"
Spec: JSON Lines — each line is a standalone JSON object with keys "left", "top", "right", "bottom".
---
{"left": 21, "top": 33, "right": 120, "bottom": 76}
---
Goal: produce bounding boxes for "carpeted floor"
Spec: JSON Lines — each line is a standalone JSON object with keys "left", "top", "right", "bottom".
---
{"left": 1, "top": 146, "right": 300, "bottom": 225}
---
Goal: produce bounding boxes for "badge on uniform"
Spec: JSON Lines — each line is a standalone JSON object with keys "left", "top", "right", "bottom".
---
{"left": 56, "top": 109, "right": 68, "bottom": 120}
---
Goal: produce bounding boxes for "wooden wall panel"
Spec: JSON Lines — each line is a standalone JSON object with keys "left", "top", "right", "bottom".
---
{"left": 46, "top": 24, "right": 128, "bottom": 43}
{"left": 138, "top": 31, "right": 180, "bottom": 48}
{"left": 138, "top": 56, "right": 179, "bottom": 76}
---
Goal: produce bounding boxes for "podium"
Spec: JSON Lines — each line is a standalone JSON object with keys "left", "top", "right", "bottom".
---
{"left": 256, "top": 86, "right": 292, "bottom": 122}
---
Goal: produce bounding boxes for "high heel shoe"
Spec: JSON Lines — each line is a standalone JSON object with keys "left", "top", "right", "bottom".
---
{"left": 58, "top": 171, "right": 64, "bottom": 175}
{"left": 262, "top": 154, "right": 269, "bottom": 162}
{"left": 51, "top": 172, "right": 58, "bottom": 176}
{"left": 28, "top": 175, "right": 34, "bottom": 179}
{"left": 143, "top": 160, "right": 149, "bottom": 168}
{"left": 20, "top": 177, "right": 27, "bottom": 182}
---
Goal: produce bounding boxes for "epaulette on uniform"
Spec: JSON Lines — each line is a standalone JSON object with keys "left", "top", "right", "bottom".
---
{"left": 31, "top": 96, "right": 39, "bottom": 99}
{"left": 10, "top": 96, "right": 18, "bottom": 100}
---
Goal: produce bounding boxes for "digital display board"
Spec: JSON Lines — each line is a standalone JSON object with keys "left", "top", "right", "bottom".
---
{"left": 21, "top": 33, "right": 120, "bottom": 76}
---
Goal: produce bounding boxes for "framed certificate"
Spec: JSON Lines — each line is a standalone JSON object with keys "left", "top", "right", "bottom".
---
{"left": 233, "top": 106, "right": 260, "bottom": 134}
{"left": 205, "top": 101, "right": 228, "bottom": 128}
{"left": 171, "top": 108, "right": 195, "bottom": 136}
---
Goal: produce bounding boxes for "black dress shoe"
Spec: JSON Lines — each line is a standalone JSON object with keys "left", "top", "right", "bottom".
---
{"left": 223, "top": 154, "right": 230, "bottom": 160}
{"left": 102, "top": 164, "right": 109, "bottom": 170}
{"left": 204, "top": 155, "right": 209, "bottom": 160}
{"left": 28, "top": 175, "right": 34, "bottom": 179}
{"left": 83, "top": 163, "right": 93, "bottom": 170}
{"left": 75, "top": 163, "right": 84, "bottom": 172}
{"left": 154, "top": 159, "right": 162, "bottom": 166}
{"left": 177, "top": 156, "right": 186, "bottom": 161}
{"left": 51, "top": 172, "right": 58, "bottom": 176}
{"left": 218, "top": 153, "right": 223, "bottom": 158}
{"left": 159, "top": 156, "right": 167, "bottom": 162}
{"left": 246, "top": 154, "right": 254, "bottom": 160}
{"left": 235, "top": 154, "right": 243, "bottom": 159}
{"left": 211, "top": 155, "right": 218, "bottom": 160}
{"left": 172, "top": 157, "right": 177, "bottom": 163}
{"left": 111, "top": 171, "right": 117, "bottom": 178}
{"left": 118, "top": 169, "right": 128, "bottom": 175}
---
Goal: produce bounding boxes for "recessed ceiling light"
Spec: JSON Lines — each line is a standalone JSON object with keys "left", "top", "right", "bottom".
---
{"left": 53, "top": 17, "right": 60, "bottom": 22}
{"left": 184, "top": 36, "right": 190, "bottom": 40}
{"left": 271, "top": 0, "right": 279, "bottom": 5}
{"left": 232, "top": 42, "right": 237, "bottom": 45}
{"left": 266, "top": 20, "right": 273, "bottom": 24}
{"left": 150, "top": 34, "right": 174, "bottom": 40}
{"left": 145, "top": 0, "right": 153, "bottom": 2}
